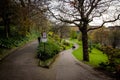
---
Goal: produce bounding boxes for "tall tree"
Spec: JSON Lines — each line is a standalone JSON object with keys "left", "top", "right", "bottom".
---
{"left": 0, "top": 0, "right": 13, "bottom": 38}
{"left": 48, "top": 0, "right": 120, "bottom": 61}
{"left": 13, "top": 0, "right": 49, "bottom": 36}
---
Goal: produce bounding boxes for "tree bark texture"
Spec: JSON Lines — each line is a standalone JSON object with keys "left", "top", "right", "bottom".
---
{"left": 81, "top": 30, "right": 89, "bottom": 61}
{"left": 80, "top": 22, "right": 89, "bottom": 61}
{"left": 3, "top": 16, "right": 10, "bottom": 38}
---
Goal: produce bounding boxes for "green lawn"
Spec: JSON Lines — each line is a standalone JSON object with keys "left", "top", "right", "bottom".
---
{"left": 72, "top": 40, "right": 108, "bottom": 67}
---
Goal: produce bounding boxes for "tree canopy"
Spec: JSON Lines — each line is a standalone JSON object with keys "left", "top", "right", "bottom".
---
{"left": 0, "top": 0, "right": 50, "bottom": 37}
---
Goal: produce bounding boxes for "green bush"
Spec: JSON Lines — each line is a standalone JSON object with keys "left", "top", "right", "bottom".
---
{"left": 37, "top": 41, "right": 60, "bottom": 61}
{"left": 99, "top": 46, "right": 120, "bottom": 73}
{"left": 93, "top": 43, "right": 102, "bottom": 51}
{"left": 0, "top": 37, "right": 27, "bottom": 49}
{"left": 70, "top": 30, "right": 78, "bottom": 39}
{"left": 0, "top": 31, "right": 38, "bottom": 49}
{"left": 58, "top": 43, "right": 66, "bottom": 50}
{"left": 62, "top": 41, "right": 70, "bottom": 46}
{"left": 102, "top": 46, "right": 120, "bottom": 64}
{"left": 60, "top": 40, "right": 73, "bottom": 50}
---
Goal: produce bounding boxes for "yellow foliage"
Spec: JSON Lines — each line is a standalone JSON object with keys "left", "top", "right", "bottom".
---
{"left": 48, "top": 32, "right": 53, "bottom": 36}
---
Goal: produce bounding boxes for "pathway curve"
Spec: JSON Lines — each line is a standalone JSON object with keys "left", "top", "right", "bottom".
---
{"left": 0, "top": 41, "right": 112, "bottom": 80}
{"left": 53, "top": 44, "right": 112, "bottom": 80}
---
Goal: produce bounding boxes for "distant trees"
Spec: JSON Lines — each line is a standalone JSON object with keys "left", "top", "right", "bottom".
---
{"left": 90, "top": 26, "right": 120, "bottom": 48}
{"left": 58, "top": 24, "right": 71, "bottom": 39}
{"left": 70, "top": 30, "right": 78, "bottom": 39}
{"left": 109, "top": 28, "right": 120, "bottom": 48}
{"left": 51, "top": 23, "right": 71, "bottom": 41}
{"left": 90, "top": 27, "right": 110, "bottom": 45}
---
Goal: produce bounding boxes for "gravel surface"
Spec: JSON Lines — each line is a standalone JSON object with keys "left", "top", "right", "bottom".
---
{"left": 0, "top": 41, "right": 113, "bottom": 80}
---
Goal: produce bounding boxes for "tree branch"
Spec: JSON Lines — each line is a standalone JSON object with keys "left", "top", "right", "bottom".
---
{"left": 48, "top": 7, "right": 81, "bottom": 26}
{"left": 86, "top": 0, "right": 101, "bottom": 17}
{"left": 87, "top": 14, "right": 120, "bottom": 32}
{"left": 19, "top": 0, "right": 26, "bottom": 7}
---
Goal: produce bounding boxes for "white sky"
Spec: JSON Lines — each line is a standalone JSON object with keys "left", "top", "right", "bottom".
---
{"left": 49, "top": 0, "right": 120, "bottom": 27}
{"left": 89, "top": 6, "right": 120, "bottom": 27}
{"left": 89, "top": 17, "right": 115, "bottom": 27}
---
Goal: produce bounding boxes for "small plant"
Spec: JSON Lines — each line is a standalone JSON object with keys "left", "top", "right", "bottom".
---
{"left": 93, "top": 43, "right": 102, "bottom": 51}
{"left": 62, "top": 41, "right": 70, "bottom": 46}
{"left": 61, "top": 40, "right": 73, "bottom": 50}
{"left": 99, "top": 62, "right": 108, "bottom": 70}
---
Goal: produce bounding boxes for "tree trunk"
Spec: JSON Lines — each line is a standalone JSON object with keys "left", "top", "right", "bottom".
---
{"left": 82, "top": 31, "right": 89, "bottom": 61}
{"left": 81, "top": 25, "right": 89, "bottom": 61}
{"left": 3, "top": 16, "right": 10, "bottom": 38}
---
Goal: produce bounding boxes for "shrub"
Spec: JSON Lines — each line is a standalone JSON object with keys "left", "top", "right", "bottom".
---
{"left": 99, "top": 46, "right": 120, "bottom": 73}
{"left": 0, "top": 38, "right": 16, "bottom": 49}
{"left": 99, "top": 62, "right": 108, "bottom": 70}
{"left": 93, "top": 43, "right": 102, "bottom": 51}
{"left": 70, "top": 30, "right": 78, "bottom": 39}
{"left": 37, "top": 41, "right": 60, "bottom": 61}
{"left": 0, "top": 37, "right": 27, "bottom": 49}
{"left": 62, "top": 41, "right": 70, "bottom": 46}
{"left": 102, "top": 46, "right": 120, "bottom": 64}
{"left": 60, "top": 40, "right": 73, "bottom": 50}
{"left": 58, "top": 43, "right": 66, "bottom": 50}
{"left": 0, "top": 31, "right": 38, "bottom": 49}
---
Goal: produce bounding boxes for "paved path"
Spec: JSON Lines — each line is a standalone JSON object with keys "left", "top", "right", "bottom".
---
{"left": 0, "top": 41, "right": 112, "bottom": 80}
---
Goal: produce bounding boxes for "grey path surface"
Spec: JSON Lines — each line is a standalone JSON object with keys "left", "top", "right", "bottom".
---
{"left": 53, "top": 44, "right": 113, "bottom": 80}
{"left": 0, "top": 41, "right": 113, "bottom": 80}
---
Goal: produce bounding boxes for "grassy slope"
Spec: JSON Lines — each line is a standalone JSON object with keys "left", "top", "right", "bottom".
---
{"left": 72, "top": 40, "right": 108, "bottom": 67}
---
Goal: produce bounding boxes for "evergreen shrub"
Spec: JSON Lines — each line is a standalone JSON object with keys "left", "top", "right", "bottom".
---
{"left": 37, "top": 41, "right": 60, "bottom": 61}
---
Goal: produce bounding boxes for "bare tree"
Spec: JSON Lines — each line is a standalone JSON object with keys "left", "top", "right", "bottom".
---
{"left": 48, "top": 0, "right": 120, "bottom": 61}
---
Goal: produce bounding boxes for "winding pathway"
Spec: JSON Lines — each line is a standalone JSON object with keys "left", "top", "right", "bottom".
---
{"left": 0, "top": 41, "right": 112, "bottom": 80}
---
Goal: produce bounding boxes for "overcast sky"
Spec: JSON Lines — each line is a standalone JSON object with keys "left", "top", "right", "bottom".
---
{"left": 48, "top": 0, "right": 120, "bottom": 27}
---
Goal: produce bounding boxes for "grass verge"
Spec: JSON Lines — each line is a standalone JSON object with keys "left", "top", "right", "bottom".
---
{"left": 72, "top": 40, "right": 108, "bottom": 67}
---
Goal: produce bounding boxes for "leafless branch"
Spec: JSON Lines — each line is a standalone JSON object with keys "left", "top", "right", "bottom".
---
{"left": 88, "top": 14, "right": 120, "bottom": 31}
{"left": 19, "top": 0, "right": 26, "bottom": 7}
{"left": 48, "top": 7, "right": 81, "bottom": 26}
